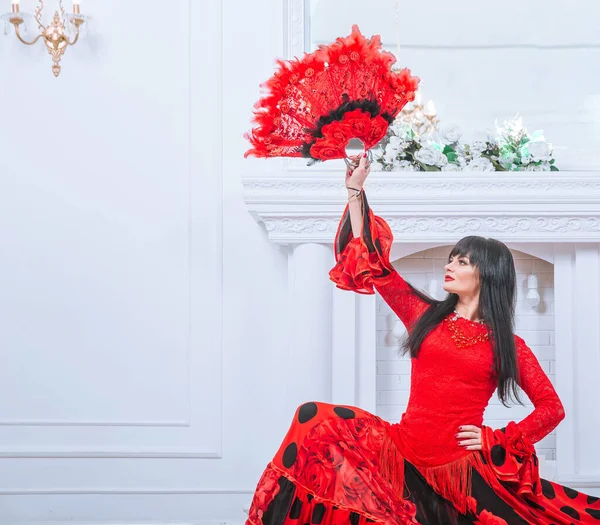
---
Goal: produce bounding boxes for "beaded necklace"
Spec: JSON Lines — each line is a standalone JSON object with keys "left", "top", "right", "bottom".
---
{"left": 444, "top": 310, "right": 490, "bottom": 348}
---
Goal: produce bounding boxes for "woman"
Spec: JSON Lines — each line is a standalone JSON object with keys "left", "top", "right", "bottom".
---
{"left": 245, "top": 154, "right": 600, "bottom": 525}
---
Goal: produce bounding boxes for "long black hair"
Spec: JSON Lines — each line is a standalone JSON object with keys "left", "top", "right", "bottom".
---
{"left": 399, "top": 236, "right": 523, "bottom": 407}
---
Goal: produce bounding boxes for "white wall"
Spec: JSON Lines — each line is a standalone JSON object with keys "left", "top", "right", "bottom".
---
{"left": 376, "top": 248, "right": 557, "bottom": 459}
{"left": 0, "top": 0, "right": 293, "bottom": 523}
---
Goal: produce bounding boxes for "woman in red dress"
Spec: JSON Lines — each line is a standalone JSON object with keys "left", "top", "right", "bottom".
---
{"left": 245, "top": 154, "right": 600, "bottom": 525}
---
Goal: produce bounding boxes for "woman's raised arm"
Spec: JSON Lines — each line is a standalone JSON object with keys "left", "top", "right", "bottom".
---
{"left": 329, "top": 155, "right": 430, "bottom": 331}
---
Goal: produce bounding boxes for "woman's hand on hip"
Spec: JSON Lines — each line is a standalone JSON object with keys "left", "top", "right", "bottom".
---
{"left": 456, "top": 425, "right": 482, "bottom": 451}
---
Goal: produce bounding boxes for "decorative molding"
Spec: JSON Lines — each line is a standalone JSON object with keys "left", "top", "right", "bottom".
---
{"left": 264, "top": 217, "right": 337, "bottom": 237}
{"left": 0, "top": 487, "right": 253, "bottom": 495}
{"left": 243, "top": 173, "right": 600, "bottom": 203}
{"left": 0, "top": 0, "right": 224, "bottom": 458}
{"left": 3, "top": 522, "right": 244, "bottom": 525}
{"left": 386, "top": 216, "right": 600, "bottom": 235}
{"left": 243, "top": 173, "right": 600, "bottom": 244}
{"left": 260, "top": 215, "right": 600, "bottom": 244}
{"left": 0, "top": 447, "right": 222, "bottom": 459}
{"left": 555, "top": 475, "right": 600, "bottom": 488}
{"left": 0, "top": 419, "right": 190, "bottom": 427}
{"left": 282, "top": 0, "right": 307, "bottom": 174}
{"left": 3, "top": 523, "right": 242, "bottom": 525}
{"left": 285, "top": 0, "right": 305, "bottom": 58}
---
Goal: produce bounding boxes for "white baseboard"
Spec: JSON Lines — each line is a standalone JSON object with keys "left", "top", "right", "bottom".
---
{"left": 8, "top": 521, "right": 245, "bottom": 525}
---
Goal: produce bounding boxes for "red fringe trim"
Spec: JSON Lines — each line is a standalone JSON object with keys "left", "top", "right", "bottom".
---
{"left": 378, "top": 435, "right": 495, "bottom": 516}
{"left": 413, "top": 455, "right": 474, "bottom": 514}
{"left": 378, "top": 431, "right": 406, "bottom": 501}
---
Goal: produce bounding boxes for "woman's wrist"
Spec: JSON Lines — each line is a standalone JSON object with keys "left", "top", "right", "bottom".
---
{"left": 346, "top": 187, "right": 362, "bottom": 203}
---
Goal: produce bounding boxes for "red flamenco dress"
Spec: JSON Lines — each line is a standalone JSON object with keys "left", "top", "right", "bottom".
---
{"left": 246, "top": 190, "right": 600, "bottom": 525}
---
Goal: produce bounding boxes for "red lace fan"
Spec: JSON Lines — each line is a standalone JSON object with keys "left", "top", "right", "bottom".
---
{"left": 244, "top": 25, "right": 420, "bottom": 162}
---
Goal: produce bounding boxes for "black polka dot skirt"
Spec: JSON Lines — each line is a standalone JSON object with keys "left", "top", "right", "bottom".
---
{"left": 246, "top": 402, "right": 600, "bottom": 525}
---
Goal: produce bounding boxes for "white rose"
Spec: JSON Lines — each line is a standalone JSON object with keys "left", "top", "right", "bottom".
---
{"left": 520, "top": 154, "right": 532, "bottom": 166}
{"left": 414, "top": 144, "right": 447, "bottom": 167}
{"left": 527, "top": 141, "right": 552, "bottom": 162}
{"left": 385, "top": 145, "right": 399, "bottom": 158}
{"left": 470, "top": 130, "right": 496, "bottom": 154}
{"left": 441, "top": 163, "right": 461, "bottom": 171}
{"left": 414, "top": 145, "right": 438, "bottom": 165}
{"left": 388, "top": 136, "right": 402, "bottom": 148}
{"left": 383, "top": 151, "right": 397, "bottom": 164}
{"left": 391, "top": 121, "right": 406, "bottom": 135}
{"left": 470, "top": 140, "right": 487, "bottom": 154}
{"left": 394, "top": 160, "right": 418, "bottom": 171}
{"left": 465, "top": 157, "right": 495, "bottom": 172}
{"left": 439, "top": 124, "right": 463, "bottom": 145}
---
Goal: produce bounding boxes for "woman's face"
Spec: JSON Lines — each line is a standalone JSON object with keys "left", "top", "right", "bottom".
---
{"left": 443, "top": 253, "right": 480, "bottom": 296}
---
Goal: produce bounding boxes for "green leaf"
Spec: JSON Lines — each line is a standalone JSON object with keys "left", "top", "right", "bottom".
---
{"left": 488, "top": 157, "right": 507, "bottom": 171}
{"left": 419, "top": 162, "right": 441, "bottom": 172}
{"left": 443, "top": 145, "right": 455, "bottom": 155}
{"left": 550, "top": 159, "right": 555, "bottom": 164}
{"left": 446, "top": 152, "right": 458, "bottom": 163}
{"left": 550, "top": 165, "right": 560, "bottom": 171}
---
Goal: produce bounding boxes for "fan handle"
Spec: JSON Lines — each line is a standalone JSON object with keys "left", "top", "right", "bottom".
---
{"left": 344, "top": 138, "right": 373, "bottom": 170}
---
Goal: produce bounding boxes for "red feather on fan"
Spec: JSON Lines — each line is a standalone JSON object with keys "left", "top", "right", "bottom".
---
{"left": 244, "top": 25, "right": 420, "bottom": 162}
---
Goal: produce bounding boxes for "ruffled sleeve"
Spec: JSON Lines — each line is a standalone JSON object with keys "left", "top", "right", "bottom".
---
{"left": 329, "top": 190, "right": 430, "bottom": 331}
{"left": 480, "top": 421, "right": 541, "bottom": 498}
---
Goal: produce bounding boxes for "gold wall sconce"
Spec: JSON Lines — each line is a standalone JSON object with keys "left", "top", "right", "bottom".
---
{"left": 1, "top": 0, "right": 88, "bottom": 77}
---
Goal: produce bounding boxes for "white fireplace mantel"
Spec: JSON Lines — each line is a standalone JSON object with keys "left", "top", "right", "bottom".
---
{"left": 242, "top": 170, "right": 600, "bottom": 486}
{"left": 243, "top": 171, "right": 600, "bottom": 245}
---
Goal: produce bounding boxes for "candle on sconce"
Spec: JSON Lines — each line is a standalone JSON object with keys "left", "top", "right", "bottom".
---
{"left": 11, "top": 0, "right": 19, "bottom": 13}
{"left": 73, "top": 0, "right": 81, "bottom": 14}
{"left": 424, "top": 100, "right": 437, "bottom": 116}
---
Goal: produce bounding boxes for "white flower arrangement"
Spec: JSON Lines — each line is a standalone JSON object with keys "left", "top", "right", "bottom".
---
{"left": 375, "top": 115, "right": 559, "bottom": 172}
